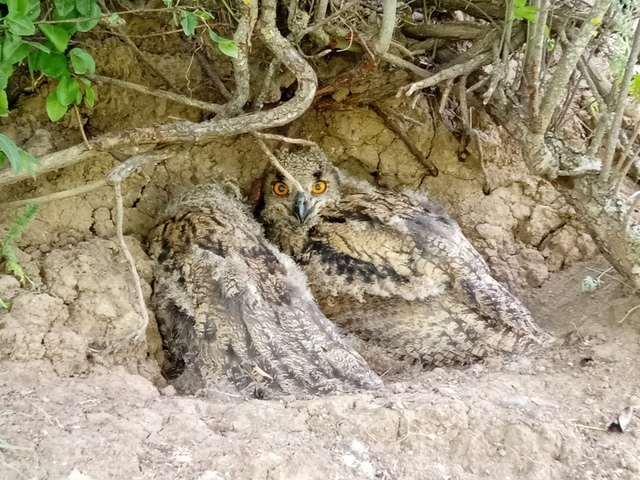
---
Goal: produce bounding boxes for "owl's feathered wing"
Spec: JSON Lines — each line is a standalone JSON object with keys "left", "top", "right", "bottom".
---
{"left": 149, "top": 184, "right": 382, "bottom": 397}
{"left": 296, "top": 180, "right": 549, "bottom": 365}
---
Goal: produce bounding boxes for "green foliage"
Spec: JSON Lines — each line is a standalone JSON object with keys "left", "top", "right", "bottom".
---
{"left": 0, "top": 297, "right": 11, "bottom": 309}
{"left": 0, "top": 203, "right": 39, "bottom": 284}
{"left": 630, "top": 73, "right": 640, "bottom": 100}
{"left": 0, "top": 133, "right": 39, "bottom": 178}
{"left": 0, "top": 0, "right": 238, "bottom": 177}
{"left": 512, "top": 0, "right": 539, "bottom": 22}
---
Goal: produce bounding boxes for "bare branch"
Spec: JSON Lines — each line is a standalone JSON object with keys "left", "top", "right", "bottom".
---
{"left": 88, "top": 74, "right": 228, "bottom": 114}
{"left": 195, "top": 49, "right": 232, "bottom": 101}
{"left": 524, "top": 0, "right": 550, "bottom": 126}
{"left": 536, "top": 0, "right": 613, "bottom": 134}
{"left": 375, "top": 0, "right": 397, "bottom": 55}
{"left": 253, "top": 59, "right": 280, "bottom": 112}
{"left": 398, "top": 50, "right": 493, "bottom": 97}
{"left": 222, "top": 0, "right": 259, "bottom": 117}
{"left": 253, "top": 135, "right": 305, "bottom": 193}
{"left": 403, "top": 22, "right": 490, "bottom": 41}
{"left": 601, "top": 20, "right": 640, "bottom": 182}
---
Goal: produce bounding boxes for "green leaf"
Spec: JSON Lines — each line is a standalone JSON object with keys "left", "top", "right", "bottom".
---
{"left": 630, "top": 74, "right": 640, "bottom": 100}
{"left": 26, "top": 0, "right": 40, "bottom": 21}
{"left": 51, "top": 7, "right": 79, "bottom": 35}
{"left": 74, "top": 89, "right": 82, "bottom": 104}
{"left": 181, "top": 11, "right": 197, "bottom": 36}
{"left": 0, "top": 90, "right": 8, "bottom": 116}
{"left": 76, "top": 0, "right": 95, "bottom": 16}
{"left": 5, "top": 13, "right": 36, "bottom": 36}
{"left": 512, "top": 2, "right": 539, "bottom": 23}
{"left": 77, "top": 2, "right": 101, "bottom": 32}
{"left": 0, "top": 67, "right": 9, "bottom": 89}
{"left": 46, "top": 90, "right": 69, "bottom": 121}
{"left": 54, "top": 0, "right": 76, "bottom": 16}
{"left": 26, "top": 41, "right": 51, "bottom": 53}
{"left": 2, "top": 36, "right": 29, "bottom": 64}
{"left": 69, "top": 47, "right": 95, "bottom": 74}
{"left": 18, "top": 148, "right": 40, "bottom": 178}
{"left": 84, "top": 83, "right": 94, "bottom": 106}
{"left": 8, "top": 0, "right": 29, "bottom": 15}
{"left": 38, "top": 24, "right": 70, "bottom": 52}
{"left": 208, "top": 30, "right": 228, "bottom": 44}
{"left": 56, "top": 76, "right": 79, "bottom": 106}
{"left": 33, "top": 50, "right": 69, "bottom": 78}
{"left": 218, "top": 41, "right": 239, "bottom": 59}
{"left": 0, "top": 298, "right": 11, "bottom": 309}
{"left": 107, "top": 13, "right": 122, "bottom": 25}
{"left": 0, "top": 134, "right": 21, "bottom": 169}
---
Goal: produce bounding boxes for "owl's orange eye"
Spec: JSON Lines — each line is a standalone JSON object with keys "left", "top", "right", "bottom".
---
{"left": 311, "top": 181, "right": 327, "bottom": 194}
{"left": 273, "top": 182, "right": 290, "bottom": 196}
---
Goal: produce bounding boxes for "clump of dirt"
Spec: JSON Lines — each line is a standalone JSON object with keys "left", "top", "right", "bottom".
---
{"left": 0, "top": 237, "right": 162, "bottom": 380}
{"left": 1, "top": 260, "right": 639, "bottom": 480}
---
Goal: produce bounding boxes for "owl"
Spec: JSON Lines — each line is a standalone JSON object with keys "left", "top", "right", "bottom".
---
{"left": 148, "top": 182, "right": 383, "bottom": 397}
{"left": 258, "top": 147, "right": 550, "bottom": 367}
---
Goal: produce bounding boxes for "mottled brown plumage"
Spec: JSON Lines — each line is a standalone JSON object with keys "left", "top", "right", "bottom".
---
{"left": 148, "top": 183, "right": 382, "bottom": 397}
{"left": 259, "top": 147, "right": 550, "bottom": 366}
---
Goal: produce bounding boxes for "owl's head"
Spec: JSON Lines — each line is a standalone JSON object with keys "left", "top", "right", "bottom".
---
{"left": 259, "top": 147, "right": 341, "bottom": 235}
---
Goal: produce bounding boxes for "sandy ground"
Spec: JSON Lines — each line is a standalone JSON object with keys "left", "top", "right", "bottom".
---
{"left": 1, "top": 258, "right": 639, "bottom": 480}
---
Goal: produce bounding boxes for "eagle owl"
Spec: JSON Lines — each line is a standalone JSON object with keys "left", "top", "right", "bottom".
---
{"left": 148, "top": 183, "right": 382, "bottom": 397}
{"left": 258, "top": 147, "right": 549, "bottom": 366}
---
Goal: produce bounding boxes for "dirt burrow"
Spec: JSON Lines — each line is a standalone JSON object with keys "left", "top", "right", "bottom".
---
{"left": 1, "top": 241, "right": 640, "bottom": 479}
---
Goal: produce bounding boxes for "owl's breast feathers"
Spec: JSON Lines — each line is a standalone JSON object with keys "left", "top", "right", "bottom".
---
{"left": 297, "top": 184, "right": 543, "bottom": 337}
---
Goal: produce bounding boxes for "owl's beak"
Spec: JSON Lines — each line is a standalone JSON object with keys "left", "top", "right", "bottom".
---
{"left": 293, "top": 192, "right": 312, "bottom": 223}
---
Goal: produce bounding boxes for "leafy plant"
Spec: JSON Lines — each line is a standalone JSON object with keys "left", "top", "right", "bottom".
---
{"left": 512, "top": 0, "right": 539, "bottom": 22}
{"left": 0, "top": 202, "right": 39, "bottom": 283}
{"left": 0, "top": 0, "right": 238, "bottom": 177}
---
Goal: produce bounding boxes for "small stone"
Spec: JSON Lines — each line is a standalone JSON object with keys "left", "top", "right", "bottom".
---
{"left": 500, "top": 394, "right": 531, "bottom": 409}
{"left": 498, "top": 449, "right": 507, "bottom": 457}
{"left": 161, "top": 385, "right": 177, "bottom": 397}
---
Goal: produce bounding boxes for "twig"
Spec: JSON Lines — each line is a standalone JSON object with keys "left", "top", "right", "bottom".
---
{"left": 398, "top": 50, "right": 493, "bottom": 97}
{"left": 619, "top": 304, "right": 640, "bottom": 324}
{"left": 0, "top": 180, "right": 107, "bottom": 210}
{"left": 525, "top": 0, "right": 551, "bottom": 127}
{"left": 572, "top": 423, "right": 608, "bottom": 432}
{"left": 97, "top": 0, "right": 183, "bottom": 95}
{"left": 88, "top": 74, "right": 228, "bottom": 114}
{"left": 74, "top": 104, "right": 91, "bottom": 149}
{"left": 375, "top": 0, "right": 397, "bottom": 54}
{"left": 252, "top": 134, "right": 305, "bottom": 193}
{"left": 195, "top": 49, "right": 232, "bottom": 100}
{"left": 370, "top": 103, "right": 438, "bottom": 176}
{"left": 579, "top": 58, "right": 609, "bottom": 157}
{"left": 303, "top": 0, "right": 360, "bottom": 37}
{"left": 457, "top": 76, "right": 470, "bottom": 160}
{"left": 536, "top": 0, "right": 613, "bottom": 134}
{"left": 614, "top": 147, "right": 640, "bottom": 198}
{"left": 381, "top": 52, "right": 430, "bottom": 78}
{"left": 602, "top": 20, "right": 640, "bottom": 182}
{"left": 221, "top": 0, "right": 258, "bottom": 117}
{"left": 472, "top": 130, "right": 491, "bottom": 194}
{"left": 438, "top": 79, "right": 454, "bottom": 114}
{"left": 113, "top": 182, "right": 149, "bottom": 341}
{"left": 251, "top": 132, "right": 317, "bottom": 146}
{"left": 253, "top": 59, "right": 280, "bottom": 112}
